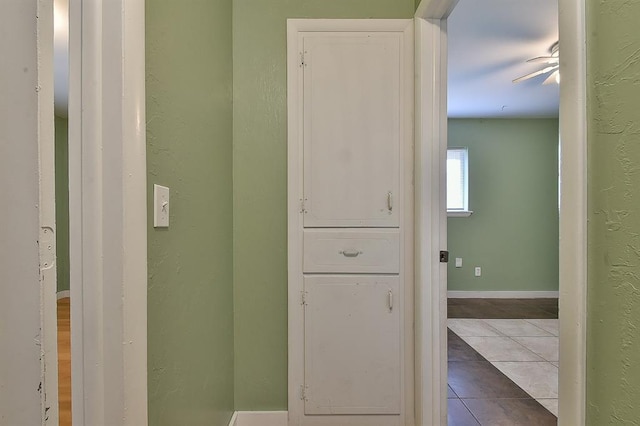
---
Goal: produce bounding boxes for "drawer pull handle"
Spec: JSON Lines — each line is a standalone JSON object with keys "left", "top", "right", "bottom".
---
{"left": 340, "top": 250, "right": 361, "bottom": 258}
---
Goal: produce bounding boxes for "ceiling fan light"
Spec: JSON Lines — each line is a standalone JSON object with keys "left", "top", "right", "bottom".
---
{"left": 513, "top": 41, "right": 560, "bottom": 85}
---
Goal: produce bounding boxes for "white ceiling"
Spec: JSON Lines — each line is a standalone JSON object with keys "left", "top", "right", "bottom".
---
{"left": 447, "top": 0, "right": 559, "bottom": 118}
{"left": 54, "top": 0, "right": 69, "bottom": 118}
{"left": 53, "top": 0, "right": 557, "bottom": 119}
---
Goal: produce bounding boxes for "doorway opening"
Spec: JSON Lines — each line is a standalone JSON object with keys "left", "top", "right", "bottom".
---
{"left": 54, "top": 0, "right": 71, "bottom": 423}
{"left": 415, "top": 0, "right": 587, "bottom": 424}
{"left": 444, "top": 1, "right": 560, "bottom": 423}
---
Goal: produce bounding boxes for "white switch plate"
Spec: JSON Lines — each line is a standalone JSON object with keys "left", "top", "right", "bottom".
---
{"left": 153, "top": 184, "right": 170, "bottom": 228}
{"left": 455, "top": 258, "right": 463, "bottom": 268}
{"left": 474, "top": 267, "right": 482, "bottom": 277}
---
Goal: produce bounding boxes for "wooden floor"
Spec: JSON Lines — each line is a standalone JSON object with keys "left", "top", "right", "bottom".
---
{"left": 448, "top": 297, "right": 558, "bottom": 319}
{"left": 56, "top": 296, "right": 557, "bottom": 426}
{"left": 57, "top": 297, "right": 72, "bottom": 426}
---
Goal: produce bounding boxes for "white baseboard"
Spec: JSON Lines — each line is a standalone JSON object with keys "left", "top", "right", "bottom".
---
{"left": 448, "top": 291, "right": 559, "bottom": 299}
{"left": 228, "top": 411, "right": 238, "bottom": 426}
{"left": 56, "top": 290, "right": 71, "bottom": 300}
{"left": 229, "top": 411, "right": 287, "bottom": 426}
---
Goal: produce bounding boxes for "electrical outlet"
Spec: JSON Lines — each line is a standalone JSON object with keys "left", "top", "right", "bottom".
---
{"left": 474, "top": 267, "right": 482, "bottom": 277}
{"left": 455, "top": 258, "right": 463, "bottom": 268}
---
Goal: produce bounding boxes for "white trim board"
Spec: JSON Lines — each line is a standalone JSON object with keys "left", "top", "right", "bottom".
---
{"left": 413, "top": 11, "right": 451, "bottom": 426}
{"left": 228, "top": 411, "right": 238, "bottom": 426}
{"left": 230, "top": 411, "right": 288, "bottom": 426}
{"left": 0, "top": 2, "right": 58, "bottom": 423}
{"left": 557, "top": 0, "right": 588, "bottom": 424}
{"left": 448, "top": 291, "right": 560, "bottom": 299}
{"left": 68, "top": 0, "right": 148, "bottom": 424}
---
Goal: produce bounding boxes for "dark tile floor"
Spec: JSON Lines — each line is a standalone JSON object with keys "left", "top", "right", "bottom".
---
{"left": 447, "top": 299, "right": 559, "bottom": 426}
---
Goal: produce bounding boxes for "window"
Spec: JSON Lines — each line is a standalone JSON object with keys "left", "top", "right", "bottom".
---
{"left": 447, "top": 147, "right": 472, "bottom": 216}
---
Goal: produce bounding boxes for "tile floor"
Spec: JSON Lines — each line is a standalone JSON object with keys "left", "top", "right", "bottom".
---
{"left": 447, "top": 299, "right": 559, "bottom": 425}
{"left": 450, "top": 318, "right": 559, "bottom": 414}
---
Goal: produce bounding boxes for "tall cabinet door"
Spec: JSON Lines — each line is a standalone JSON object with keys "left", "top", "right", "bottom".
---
{"left": 304, "top": 276, "right": 401, "bottom": 415}
{"left": 302, "top": 33, "right": 403, "bottom": 227}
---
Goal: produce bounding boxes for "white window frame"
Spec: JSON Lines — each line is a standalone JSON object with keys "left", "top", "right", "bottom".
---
{"left": 446, "top": 147, "right": 472, "bottom": 217}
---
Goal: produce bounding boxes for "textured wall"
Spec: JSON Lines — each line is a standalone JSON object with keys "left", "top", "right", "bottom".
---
{"left": 146, "top": 0, "right": 234, "bottom": 424}
{"left": 232, "top": 0, "right": 415, "bottom": 410}
{"left": 55, "top": 115, "right": 69, "bottom": 293}
{"left": 586, "top": 0, "right": 640, "bottom": 423}
{"left": 447, "top": 119, "right": 559, "bottom": 292}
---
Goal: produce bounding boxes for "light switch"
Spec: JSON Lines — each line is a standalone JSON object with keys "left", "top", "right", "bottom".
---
{"left": 455, "top": 258, "right": 463, "bottom": 268}
{"left": 154, "top": 184, "right": 169, "bottom": 228}
{"left": 474, "top": 267, "right": 482, "bottom": 277}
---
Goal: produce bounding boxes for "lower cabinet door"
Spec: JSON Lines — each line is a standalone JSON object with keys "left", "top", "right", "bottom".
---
{"left": 304, "top": 275, "right": 401, "bottom": 416}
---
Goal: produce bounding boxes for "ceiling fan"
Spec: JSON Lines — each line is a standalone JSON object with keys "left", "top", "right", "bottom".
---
{"left": 513, "top": 41, "right": 559, "bottom": 85}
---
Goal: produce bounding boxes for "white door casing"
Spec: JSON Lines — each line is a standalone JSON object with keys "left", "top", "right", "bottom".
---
{"left": 414, "top": 11, "right": 452, "bottom": 426}
{"left": 556, "top": 0, "right": 588, "bottom": 424}
{"left": 68, "top": 0, "right": 148, "bottom": 424}
{"left": 288, "top": 19, "right": 414, "bottom": 426}
{"left": 0, "top": 1, "right": 58, "bottom": 424}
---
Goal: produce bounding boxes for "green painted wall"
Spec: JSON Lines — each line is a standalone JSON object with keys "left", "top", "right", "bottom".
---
{"left": 54, "top": 115, "right": 69, "bottom": 293}
{"left": 447, "top": 119, "right": 559, "bottom": 292}
{"left": 146, "top": 0, "right": 234, "bottom": 424}
{"left": 232, "top": 0, "right": 415, "bottom": 410}
{"left": 586, "top": 0, "right": 640, "bottom": 423}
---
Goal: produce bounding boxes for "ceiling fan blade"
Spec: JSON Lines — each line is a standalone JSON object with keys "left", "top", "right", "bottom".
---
{"left": 513, "top": 65, "right": 559, "bottom": 84}
{"left": 543, "top": 70, "right": 560, "bottom": 85}
{"left": 527, "top": 56, "right": 559, "bottom": 64}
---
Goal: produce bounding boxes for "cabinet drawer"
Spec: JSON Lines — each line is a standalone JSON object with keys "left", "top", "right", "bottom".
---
{"left": 303, "top": 230, "right": 400, "bottom": 273}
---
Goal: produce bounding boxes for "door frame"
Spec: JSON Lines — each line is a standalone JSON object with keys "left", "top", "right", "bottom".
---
{"left": 68, "top": 0, "right": 148, "bottom": 424}
{"left": 0, "top": 1, "right": 58, "bottom": 423}
{"left": 286, "top": 19, "right": 415, "bottom": 425}
{"left": 415, "top": 0, "right": 588, "bottom": 425}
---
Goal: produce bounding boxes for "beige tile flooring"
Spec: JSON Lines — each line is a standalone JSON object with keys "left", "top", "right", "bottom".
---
{"left": 448, "top": 318, "right": 559, "bottom": 417}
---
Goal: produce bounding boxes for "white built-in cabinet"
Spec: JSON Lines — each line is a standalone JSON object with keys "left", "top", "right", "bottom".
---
{"left": 288, "top": 20, "right": 414, "bottom": 426}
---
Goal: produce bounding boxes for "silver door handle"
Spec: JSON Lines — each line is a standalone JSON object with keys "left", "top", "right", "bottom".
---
{"left": 387, "top": 192, "right": 393, "bottom": 212}
{"left": 340, "top": 250, "right": 361, "bottom": 258}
